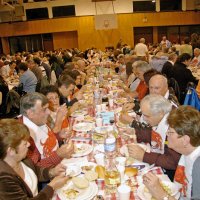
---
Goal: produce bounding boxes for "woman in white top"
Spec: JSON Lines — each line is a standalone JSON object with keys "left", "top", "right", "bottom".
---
{"left": 0, "top": 119, "right": 69, "bottom": 200}
{"left": 143, "top": 106, "right": 200, "bottom": 200}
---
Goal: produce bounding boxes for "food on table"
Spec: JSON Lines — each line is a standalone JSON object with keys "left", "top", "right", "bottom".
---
{"left": 95, "top": 165, "right": 105, "bottom": 179}
{"left": 81, "top": 165, "right": 94, "bottom": 173}
{"left": 160, "top": 182, "right": 173, "bottom": 196}
{"left": 115, "top": 98, "right": 127, "bottom": 104}
{"left": 116, "top": 120, "right": 129, "bottom": 128}
{"left": 73, "top": 110, "right": 83, "bottom": 115}
{"left": 143, "top": 181, "right": 174, "bottom": 200}
{"left": 84, "top": 115, "right": 94, "bottom": 122}
{"left": 125, "top": 167, "right": 138, "bottom": 177}
{"left": 84, "top": 170, "right": 98, "bottom": 181}
{"left": 94, "top": 195, "right": 104, "bottom": 200}
{"left": 74, "top": 145, "right": 87, "bottom": 154}
{"left": 63, "top": 189, "right": 79, "bottom": 199}
{"left": 93, "top": 133, "right": 105, "bottom": 143}
{"left": 72, "top": 177, "right": 89, "bottom": 189}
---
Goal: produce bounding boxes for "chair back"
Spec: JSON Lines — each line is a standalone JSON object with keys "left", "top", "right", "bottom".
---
{"left": 6, "top": 89, "right": 21, "bottom": 115}
{"left": 168, "top": 77, "right": 181, "bottom": 103}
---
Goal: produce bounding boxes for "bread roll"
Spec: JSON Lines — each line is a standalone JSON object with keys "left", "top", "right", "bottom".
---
{"left": 95, "top": 165, "right": 105, "bottom": 179}
{"left": 125, "top": 167, "right": 138, "bottom": 177}
{"left": 72, "top": 177, "right": 89, "bottom": 189}
{"left": 84, "top": 170, "right": 98, "bottom": 181}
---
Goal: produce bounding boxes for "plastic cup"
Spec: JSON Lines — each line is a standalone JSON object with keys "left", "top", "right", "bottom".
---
{"left": 101, "top": 103, "right": 107, "bottom": 112}
{"left": 96, "top": 104, "right": 101, "bottom": 113}
{"left": 94, "top": 153, "right": 105, "bottom": 166}
{"left": 117, "top": 184, "right": 131, "bottom": 200}
{"left": 109, "top": 98, "right": 114, "bottom": 108}
{"left": 116, "top": 157, "right": 126, "bottom": 166}
{"left": 96, "top": 117, "right": 103, "bottom": 127}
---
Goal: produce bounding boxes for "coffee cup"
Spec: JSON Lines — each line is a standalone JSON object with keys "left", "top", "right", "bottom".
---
{"left": 96, "top": 117, "right": 103, "bottom": 127}
{"left": 117, "top": 184, "right": 131, "bottom": 200}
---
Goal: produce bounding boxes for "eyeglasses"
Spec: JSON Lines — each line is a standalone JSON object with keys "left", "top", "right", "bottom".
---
{"left": 167, "top": 129, "right": 183, "bottom": 138}
{"left": 47, "top": 96, "right": 59, "bottom": 101}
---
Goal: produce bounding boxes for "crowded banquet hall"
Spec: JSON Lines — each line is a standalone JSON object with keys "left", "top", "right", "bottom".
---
{"left": 0, "top": 0, "right": 200, "bottom": 199}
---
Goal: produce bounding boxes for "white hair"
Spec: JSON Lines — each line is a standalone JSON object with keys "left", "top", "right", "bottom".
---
{"left": 132, "top": 61, "right": 151, "bottom": 73}
{"left": 141, "top": 94, "right": 172, "bottom": 115}
{"left": 194, "top": 48, "right": 200, "bottom": 53}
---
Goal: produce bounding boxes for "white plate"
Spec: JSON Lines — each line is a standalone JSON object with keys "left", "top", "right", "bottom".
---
{"left": 114, "top": 98, "right": 128, "bottom": 105}
{"left": 73, "top": 122, "right": 94, "bottom": 132}
{"left": 79, "top": 162, "right": 97, "bottom": 173}
{"left": 84, "top": 115, "right": 95, "bottom": 122}
{"left": 95, "top": 126, "right": 113, "bottom": 134}
{"left": 65, "top": 164, "right": 82, "bottom": 177}
{"left": 93, "top": 144, "right": 105, "bottom": 153}
{"left": 116, "top": 121, "right": 129, "bottom": 128}
{"left": 71, "top": 110, "right": 88, "bottom": 118}
{"left": 137, "top": 182, "right": 179, "bottom": 200}
{"left": 72, "top": 143, "right": 93, "bottom": 158}
{"left": 57, "top": 179, "right": 98, "bottom": 200}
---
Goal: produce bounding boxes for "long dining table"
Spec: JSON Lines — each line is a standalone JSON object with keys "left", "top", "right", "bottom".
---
{"left": 52, "top": 74, "right": 171, "bottom": 200}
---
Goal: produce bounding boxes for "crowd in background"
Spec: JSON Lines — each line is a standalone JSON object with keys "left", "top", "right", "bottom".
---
{"left": 0, "top": 32, "right": 200, "bottom": 199}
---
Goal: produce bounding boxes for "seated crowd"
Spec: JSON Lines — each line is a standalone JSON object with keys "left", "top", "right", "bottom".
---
{"left": 0, "top": 33, "right": 200, "bottom": 199}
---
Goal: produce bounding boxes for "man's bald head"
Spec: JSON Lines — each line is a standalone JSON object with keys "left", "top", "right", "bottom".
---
{"left": 149, "top": 74, "right": 168, "bottom": 96}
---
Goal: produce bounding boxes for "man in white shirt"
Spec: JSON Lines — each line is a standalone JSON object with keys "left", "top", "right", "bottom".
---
{"left": 20, "top": 92, "right": 74, "bottom": 168}
{"left": 160, "top": 36, "right": 171, "bottom": 49}
{"left": 0, "top": 62, "right": 10, "bottom": 78}
{"left": 191, "top": 48, "right": 200, "bottom": 66}
{"left": 134, "top": 38, "right": 149, "bottom": 61}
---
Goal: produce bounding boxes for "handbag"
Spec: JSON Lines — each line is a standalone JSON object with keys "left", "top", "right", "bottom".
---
{"left": 184, "top": 88, "right": 200, "bottom": 111}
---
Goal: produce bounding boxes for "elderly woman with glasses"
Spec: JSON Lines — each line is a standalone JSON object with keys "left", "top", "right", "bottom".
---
{"left": 143, "top": 106, "right": 200, "bottom": 200}
{"left": 0, "top": 119, "right": 69, "bottom": 199}
{"left": 40, "top": 85, "right": 69, "bottom": 135}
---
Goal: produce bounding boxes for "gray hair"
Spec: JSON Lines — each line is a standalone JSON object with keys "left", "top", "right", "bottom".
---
{"left": 140, "top": 38, "right": 145, "bottom": 43}
{"left": 20, "top": 92, "right": 48, "bottom": 115}
{"left": 117, "top": 54, "right": 125, "bottom": 59}
{"left": 141, "top": 94, "right": 172, "bottom": 115}
{"left": 150, "top": 74, "right": 168, "bottom": 87}
{"left": 194, "top": 48, "right": 200, "bottom": 53}
{"left": 132, "top": 61, "right": 151, "bottom": 73}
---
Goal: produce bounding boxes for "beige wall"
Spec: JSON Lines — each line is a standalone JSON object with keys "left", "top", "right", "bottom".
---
{"left": 0, "top": 11, "right": 200, "bottom": 53}
{"left": 53, "top": 31, "right": 78, "bottom": 50}
{"left": 1, "top": 38, "right": 10, "bottom": 54}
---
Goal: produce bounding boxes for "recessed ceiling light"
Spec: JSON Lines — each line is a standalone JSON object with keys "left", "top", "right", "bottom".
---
{"left": 152, "top": 0, "right": 155, "bottom": 2}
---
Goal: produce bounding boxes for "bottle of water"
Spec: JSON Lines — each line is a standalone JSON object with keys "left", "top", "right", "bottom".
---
{"left": 94, "top": 86, "right": 102, "bottom": 106}
{"left": 104, "top": 131, "right": 116, "bottom": 158}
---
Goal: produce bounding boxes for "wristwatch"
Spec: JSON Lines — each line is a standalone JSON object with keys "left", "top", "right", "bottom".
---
{"left": 162, "top": 194, "right": 169, "bottom": 200}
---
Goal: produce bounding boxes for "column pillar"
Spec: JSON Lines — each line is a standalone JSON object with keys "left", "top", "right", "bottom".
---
{"left": 1, "top": 37, "right": 10, "bottom": 55}
{"left": 153, "top": 27, "right": 158, "bottom": 44}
